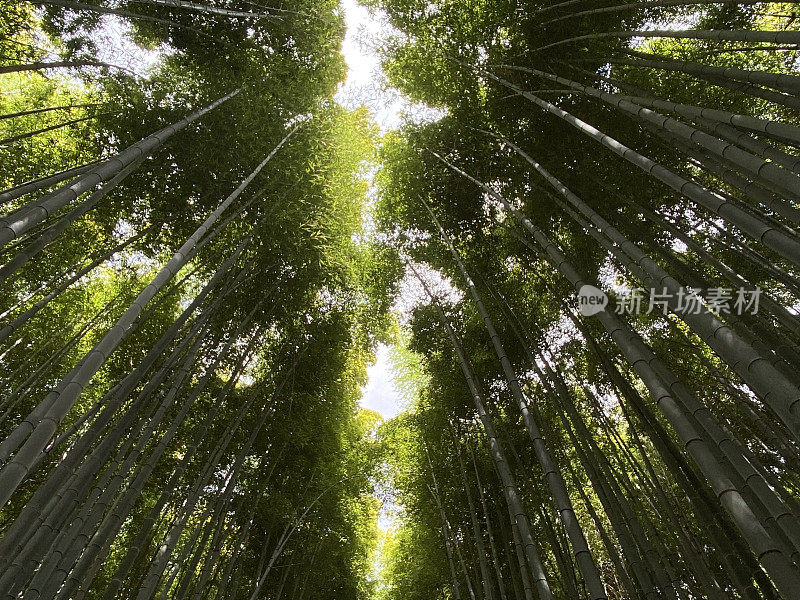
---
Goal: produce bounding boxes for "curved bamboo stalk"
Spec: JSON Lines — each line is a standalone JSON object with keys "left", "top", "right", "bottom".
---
{"left": 621, "top": 50, "right": 800, "bottom": 96}
{"left": 0, "top": 154, "right": 147, "bottom": 284}
{"left": 67, "top": 356, "right": 260, "bottom": 599}
{"left": 0, "top": 87, "right": 242, "bottom": 248}
{"left": 101, "top": 318, "right": 282, "bottom": 600}
{"left": 431, "top": 152, "right": 800, "bottom": 597}
{"left": 495, "top": 133, "right": 800, "bottom": 438}
{"left": 19, "top": 321, "right": 216, "bottom": 600}
{"left": 408, "top": 260, "right": 555, "bottom": 600}
{"left": 689, "top": 114, "right": 800, "bottom": 177}
{"left": 536, "top": 29, "right": 800, "bottom": 53}
{"left": 488, "top": 284, "right": 705, "bottom": 596}
{"left": 33, "top": 0, "right": 224, "bottom": 42}
{"left": 128, "top": 347, "right": 300, "bottom": 600}
{"left": 533, "top": 0, "right": 785, "bottom": 17}
{"left": 578, "top": 321, "right": 776, "bottom": 599}
{"left": 569, "top": 58, "right": 799, "bottom": 136}
{"left": 0, "top": 161, "right": 101, "bottom": 206}
{"left": 0, "top": 60, "right": 135, "bottom": 75}
{"left": 0, "top": 295, "right": 222, "bottom": 589}
{"left": 497, "top": 64, "right": 800, "bottom": 201}
{"left": 0, "top": 228, "right": 147, "bottom": 344}
{"left": 466, "top": 65, "right": 800, "bottom": 267}
{"left": 541, "top": 0, "right": 788, "bottom": 25}
{"left": 0, "top": 124, "right": 297, "bottom": 509}
{"left": 423, "top": 198, "right": 608, "bottom": 600}
{"left": 598, "top": 53, "right": 800, "bottom": 110}
{"left": 0, "top": 103, "right": 97, "bottom": 121}
{"left": 0, "top": 241, "right": 252, "bottom": 569}
{"left": 0, "top": 114, "right": 101, "bottom": 146}
{"left": 58, "top": 323, "right": 264, "bottom": 600}
{"left": 127, "top": 0, "right": 283, "bottom": 19}
{"left": 557, "top": 395, "right": 676, "bottom": 598}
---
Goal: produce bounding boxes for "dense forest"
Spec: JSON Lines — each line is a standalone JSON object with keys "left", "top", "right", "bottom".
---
{"left": 1, "top": 0, "right": 800, "bottom": 598}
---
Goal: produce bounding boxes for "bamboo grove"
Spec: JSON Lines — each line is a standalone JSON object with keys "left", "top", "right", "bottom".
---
{"left": 0, "top": 1, "right": 401, "bottom": 598}
{"left": 370, "top": 0, "right": 800, "bottom": 599}
{"left": 1, "top": 0, "right": 800, "bottom": 599}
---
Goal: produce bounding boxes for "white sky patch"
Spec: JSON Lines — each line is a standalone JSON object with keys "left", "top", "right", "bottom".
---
{"left": 360, "top": 343, "right": 404, "bottom": 420}
{"left": 394, "top": 261, "right": 464, "bottom": 325}
{"left": 359, "top": 342, "right": 403, "bottom": 582}
{"left": 93, "top": 15, "right": 171, "bottom": 77}
{"left": 335, "top": 0, "right": 445, "bottom": 131}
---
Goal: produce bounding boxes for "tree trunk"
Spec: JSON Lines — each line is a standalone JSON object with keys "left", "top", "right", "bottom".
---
{"left": 0, "top": 88, "right": 242, "bottom": 247}
{"left": 409, "top": 261, "right": 555, "bottom": 600}
{"left": 0, "top": 125, "right": 297, "bottom": 508}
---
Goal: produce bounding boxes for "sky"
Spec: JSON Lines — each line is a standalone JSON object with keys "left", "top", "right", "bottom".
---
{"left": 335, "top": 0, "right": 445, "bottom": 132}
{"left": 360, "top": 343, "right": 404, "bottom": 420}
{"left": 335, "top": 0, "right": 404, "bottom": 130}
{"left": 335, "top": 0, "right": 409, "bottom": 422}
{"left": 93, "top": 15, "right": 168, "bottom": 76}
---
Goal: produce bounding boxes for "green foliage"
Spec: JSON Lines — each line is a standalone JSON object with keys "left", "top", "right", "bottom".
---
{"left": 0, "top": 3, "right": 404, "bottom": 598}
{"left": 367, "top": 0, "right": 800, "bottom": 598}
{"left": 2, "top": 1, "right": 800, "bottom": 599}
